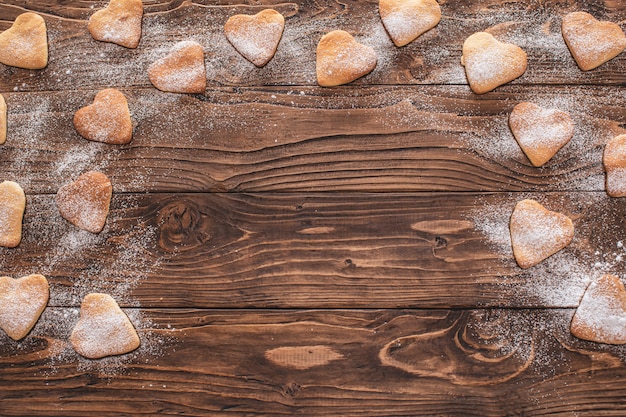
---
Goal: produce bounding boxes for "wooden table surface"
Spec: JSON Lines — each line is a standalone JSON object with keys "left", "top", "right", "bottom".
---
{"left": 1, "top": 0, "right": 626, "bottom": 415}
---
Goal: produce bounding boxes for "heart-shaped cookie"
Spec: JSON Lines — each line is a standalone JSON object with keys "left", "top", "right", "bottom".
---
{"left": 316, "top": 30, "right": 378, "bottom": 87}
{"left": 0, "top": 181, "right": 26, "bottom": 248}
{"left": 224, "top": 9, "right": 285, "bottom": 67}
{"left": 73, "top": 89, "right": 132, "bottom": 145}
{"left": 510, "top": 199, "right": 574, "bottom": 269}
{"left": 70, "top": 293, "right": 140, "bottom": 359}
{"left": 56, "top": 171, "right": 112, "bottom": 234}
{"left": 603, "top": 134, "right": 626, "bottom": 197}
{"left": 88, "top": 0, "right": 143, "bottom": 49}
{"left": 562, "top": 12, "right": 626, "bottom": 71}
{"left": 148, "top": 41, "right": 206, "bottom": 94}
{"left": 571, "top": 274, "right": 626, "bottom": 344}
{"left": 379, "top": 0, "right": 441, "bottom": 47}
{"left": 0, "top": 12, "right": 48, "bottom": 69}
{"left": 509, "top": 102, "right": 575, "bottom": 167}
{"left": 461, "top": 32, "right": 527, "bottom": 94}
{"left": 0, "top": 274, "right": 49, "bottom": 340}
{"left": 0, "top": 93, "right": 6, "bottom": 145}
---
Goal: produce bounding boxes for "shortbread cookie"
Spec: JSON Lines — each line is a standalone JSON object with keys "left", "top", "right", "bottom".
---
{"left": 571, "top": 274, "right": 626, "bottom": 344}
{"left": 70, "top": 293, "right": 140, "bottom": 359}
{"left": 509, "top": 102, "right": 575, "bottom": 167}
{"left": 88, "top": 0, "right": 143, "bottom": 49}
{"left": 562, "top": 12, "right": 626, "bottom": 71}
{"left": 603, "top": 134, "right": 626, "bottom": 197}
{"left": 461, "top": 32, "right": 527, "bottom": 94}
{"left": 510, "top": 199, "right": 574, "bottom": 269}
{"left": 0, "top": 274, "right": 49, "bottom": 340}
{"left": 148, "top": 41, "right": 206, "bottom": 94}
{"left": 56, "top": 171, "right": 112, "bottom": 233}
{"left": 0, "top": 181, "right": 26, "bottom": 248}
{"left": 0, "top": 93, "right": 6, "bottom": 145}
{"left": 379, "top": 0, "right": 441, "bottom": 47}
{"left": 0, "top": 13, "right": 48, "bottom": 69}
{"left": 224, "top": 9, "right": 285, "bottom": 67}
{"left": 316, "top": 30, "right": 378, "bottom": 87}
{"left": 73, "top": 89, "right": 132, "bottom": 145}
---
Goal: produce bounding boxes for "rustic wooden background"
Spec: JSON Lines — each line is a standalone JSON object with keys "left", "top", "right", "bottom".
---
{"left": 1, "top": 0, "right": 626, "bottom": 415}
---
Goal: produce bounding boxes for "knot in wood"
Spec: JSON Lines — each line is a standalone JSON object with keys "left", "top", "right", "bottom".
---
{"left": 157, "top": 199, "right": 211, "bottom": 252}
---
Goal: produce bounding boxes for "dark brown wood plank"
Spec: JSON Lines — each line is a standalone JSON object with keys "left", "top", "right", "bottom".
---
{"left": 0, "top": 1, "right": 625, "bottom": 91}
{"left": 1, "top": 85, "right": 624, "bottom": 194}
{"left": 1, "top": 308, "right": 626, "bottom": 416}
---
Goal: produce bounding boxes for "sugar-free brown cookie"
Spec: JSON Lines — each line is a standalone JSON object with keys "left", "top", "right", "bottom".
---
{"left": 603, "top": 134, "right": 626, "bottom": 197}
{"left": 379, "top": 0, "right": 441, "bottom": 47}
{"left": 148, "top": 41, "right": 206, "bottom": 94}
{"left": 0, "top": 274, "right": 49, "bottom": 340}
{"left": 88, "top": 0, "right": 143, "bottom": 49}
{"left": 70, "top": 293, "right": 140, "bottom": 359}
{"left": 316, "top": 30, "right": 378, "bottom": 87}
{"left": 0, "top": 93, "right": 6, "bottom": 145}
{"left": 562, "top": 12, "right": 626, "bottom": 71}
{"left": 571, "top": 274, "right": 626, "bottom": 344}
{"left": 510, "top": 199, "right": 574, "bottom": 269}
{"left": 224, "top": 9, "right": 285, "bottom": 67}
{"left": 461, "top": 32, "right": 527, "bottom": 94}
{"left": 0, "top": 12, "right": 48, "bottom": 69}
{"left": 56, "top": 171, "right": 112, "bottom": 234}
{"left": 73, "top": 89, "right": 132, "bottom": 145}
{"left": 509, "top": 102, "right": 575, "bottom": 167}
{"left": 0, "top": 181, "right": 26, "bottom": 248}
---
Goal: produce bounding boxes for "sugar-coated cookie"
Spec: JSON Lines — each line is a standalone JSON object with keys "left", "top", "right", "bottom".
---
{"left": 0, "top": 13, "right": 48, "bottom": 69}
{"left": 0, "top": 181, "right": 26, "bottom": 248}
{"left": 0, "top": 93, "right": 6, "bottom": 145}
{"left": 74, "top": 88, "right": 132, "bottom": 145}
{"left": 88, "top": 0, "right": 143, "bottom": 48}
{"left": 70, "top": 293, "right": 140, "bottom": 359}
{"left": 461, "top": 32, "right": 527, "bottom": 94}
{"left": 603, "top": 134, "right": 626, "bottom": 197}
{"left": 509, "top": 102, "right": 575, "bottom": 167}
{"left": 510, "top": 199, "right": 574, "bottom": 269}
{"left": 56, "top": 171, "right": 112, "bottom": 234}
{"left": 562, "top": 12, "right": 626, "bottom": 71}
{"left": 224, "top": 9, "right": 285, "bottom": 67}
{"left": 316, "top": 30, "right": 378, "bottom": 87}
{"left": 379, "top": 0, "right": 441, "bottom": 47}
{"left": 148, "top": 41, "right": 206, "bottom": 94}
{"left": 0, "top": 274, "right": 49, "bottom": 341}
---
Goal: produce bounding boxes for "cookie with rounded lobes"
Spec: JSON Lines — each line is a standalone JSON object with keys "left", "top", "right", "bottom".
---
{"left": 562, "top": 12, "right": 626, "bottom": 71}
{"left": 0, "top": 274, "right": 48, "bottom": 340}
{"left": 510, "top": 199, "right": 574, "bottom": 269}
{"left": 316, "top": 30, "right": 378, "bottom": 87}
{"left": 88, "top": 0, "right": 143, "bottom": 49}
{"left": 509, "top": 102, "right": 575, "bottom": 167}
{"left": 379, "top": 0, "right": 441, "bottom": 47}
{"left": 0, "top": 12, "right": 48, "bottom": 69}
{"left": 461, "top": 32, "right": 527, "bottom": 94}
{"left": 0, "top": 93, "right": 6, "bottom": 145}
{"left": 603, "top": 134, "right": 626, "bottom": 197}
{"left": 148, "top": 41, "right": 206, "bottom": 94}
{"left": 73, "top": 89, "right": 132, "bottom": 145}
{"left": 0, "top": 181, "right": 26, "bottom": 248}
{"left": 224, "top": 9, "right": 285, "bottom": 67}
{"left": 56, "top": 171, "right": 112, "bottom": 234}
{"left": 571, "top": 274, "right": 626, "bottom": 344}
{"left": 70, "top": 293, "right": 140, "bottom": 359}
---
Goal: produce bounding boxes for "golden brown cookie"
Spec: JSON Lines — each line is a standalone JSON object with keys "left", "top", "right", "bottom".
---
{"left": 379, "top": 0, "right": 441, "bottom": 47}
{"left": 0, "top": 93, "right": 6, "bottom": 145}
{"left": 562, "top": 12, "right": 626, "bottom": 71}
{"left": 56, "top": 171, "right": 112, "bottom": 234}
{"left": 0, "top": 12, "right": 48, "bottom": 69}
{"left": 70, "top": 293, "right": 140, "bottom": 359}
{"left": 509, "top": 102, "right": 575, "bottom": 167}
{"left": 0, "top": 181, "right": 26, "bottom": 248}
{"left": 73, "top": 88, "right": 132, "bottom": 145}
{"left": 461, "top": 32, "right": 527, "bottom": 94}
{"left": 316, "top": 30, "right": 378, "bottom": 87}
{"left": 510, "top": 199, "right": 574, "bottom": 269}
{"left": 224, "top": 9, "right": 285, "bottom": 67}
{"left": 148, "top": 41, "right": 206, "bottom": 94}
{"left": 603, "top": 134, "right": 626, "bottom": 197}
{"left": 571, "top": 274, "right": 626, "bottom": 344}
{"left": 88, "top": 0, "right": 143, "bottom": 49}
{"left": 0, "top": 274, "right": 49, "bottom": 340}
